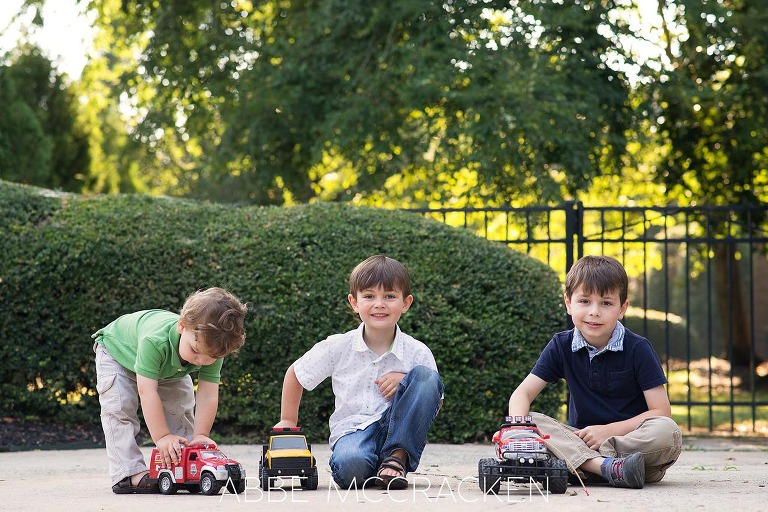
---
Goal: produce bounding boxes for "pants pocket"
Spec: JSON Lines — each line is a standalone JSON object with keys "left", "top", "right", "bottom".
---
{"left": 97, "top": 373, "right": 120, "bottom": 410}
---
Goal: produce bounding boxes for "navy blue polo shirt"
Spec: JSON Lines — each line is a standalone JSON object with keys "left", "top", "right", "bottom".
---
{"left": 531, "top": 328, "right": 667, "bottom": 429}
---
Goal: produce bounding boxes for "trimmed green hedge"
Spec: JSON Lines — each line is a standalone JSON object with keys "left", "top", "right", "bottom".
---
{"left": 0, "top": 181, "right": 565, "bottom": 443}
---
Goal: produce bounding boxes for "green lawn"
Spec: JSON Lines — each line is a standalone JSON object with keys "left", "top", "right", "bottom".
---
{"left": 548, "top": 361, "right": 768, "bottom": 435}
{"left": 667, "top": 364, "right": 768, "bottom": 435}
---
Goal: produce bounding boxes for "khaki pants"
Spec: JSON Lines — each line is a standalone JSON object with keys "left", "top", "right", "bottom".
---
{"left": 530, "top": 411, "right": 682, "bottom": 483}
{"left": 94, "top": 343, "right": 195, "bottom": 485}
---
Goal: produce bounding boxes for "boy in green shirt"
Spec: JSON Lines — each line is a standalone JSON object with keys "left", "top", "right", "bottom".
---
{"left": 92, "top": 287, "right": 247, "bottom": 493}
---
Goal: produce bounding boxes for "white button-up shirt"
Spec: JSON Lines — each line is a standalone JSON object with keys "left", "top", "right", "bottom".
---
{"left": 293, "top": 323, "right": 438, "bottom": 446}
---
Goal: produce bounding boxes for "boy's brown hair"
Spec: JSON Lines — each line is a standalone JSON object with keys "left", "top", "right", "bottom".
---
{"left": 349, "top": 255, "right": 411, "bottom": 297}
{"left": 180, "top": 287, "right": 247, "bottom": 358}
{"left": 564, "top": 256, "right": 629, "bottom": 304}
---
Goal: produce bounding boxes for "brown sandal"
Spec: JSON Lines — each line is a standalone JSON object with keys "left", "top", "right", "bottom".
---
{"left": 377, "top": 455, "right": 408, "bottom": 490}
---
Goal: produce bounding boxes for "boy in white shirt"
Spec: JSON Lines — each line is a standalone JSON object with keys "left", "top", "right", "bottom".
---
{"left": 274, "top": 255, "right": 443, "bottom": 490}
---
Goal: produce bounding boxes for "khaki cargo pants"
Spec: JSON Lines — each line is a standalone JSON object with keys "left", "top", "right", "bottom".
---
{"left": 530, "top": 411, "right": 682, "bottom": 483}
{"left": 94, "top": 342, "right": 195, "bottom": 485}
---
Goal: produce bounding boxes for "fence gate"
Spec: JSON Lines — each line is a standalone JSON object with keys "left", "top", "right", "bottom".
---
{"left": 406, "top": 202, "right": 768, "bottom": 434}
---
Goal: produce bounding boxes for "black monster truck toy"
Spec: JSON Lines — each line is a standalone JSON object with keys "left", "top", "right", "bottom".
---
{"left": 478, "top": 416, "right": 568, "bottom": 494}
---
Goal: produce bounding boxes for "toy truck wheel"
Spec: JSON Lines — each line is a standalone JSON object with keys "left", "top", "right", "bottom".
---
{"left": 301, "top": 467, "right": 319, "bottom": 490}
{"left": 545, "top": 458, "right": 569, "bottom": 494}
{"left": 478, "top": 458, "right": 501, "bottom": 494}
{"left": 158, "top": 473, "right": 177, "bottom": 495}
{"left": 200, "top": 472, "right": 221, "bottom": 495}
{"left": 259, "top": 465, "right": 271, "bottom": 491}
{"left": 227, "top": 479, "right": 246, "bottom": 494}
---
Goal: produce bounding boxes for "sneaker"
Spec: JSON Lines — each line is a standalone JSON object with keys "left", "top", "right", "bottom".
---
{"left": 600, "top": 453, "right": 645, "bottom": 489}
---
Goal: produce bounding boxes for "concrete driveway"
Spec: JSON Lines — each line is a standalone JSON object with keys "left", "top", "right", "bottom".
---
{"left": 1, "top": 436, "right": 766, "bottom": 511}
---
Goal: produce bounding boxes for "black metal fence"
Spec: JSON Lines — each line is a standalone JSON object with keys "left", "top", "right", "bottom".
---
{"left": 406, "top": 202, "right": 768, "bottom": 434}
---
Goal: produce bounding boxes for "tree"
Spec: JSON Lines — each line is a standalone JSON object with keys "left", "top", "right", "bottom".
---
{"left": 0, "top": 44, "right": 89, "bottom": 191}
{"left": 648, "top": 0, "right": 767, "bottom": 207}
{"left": 0, "top": 65, "right": 52, "bottom": 185}
{"left": 78, "top": 0, "right": 642, "bottom": 205}
{"left": 645, "top": 0, "right": 768, "bottom": 367}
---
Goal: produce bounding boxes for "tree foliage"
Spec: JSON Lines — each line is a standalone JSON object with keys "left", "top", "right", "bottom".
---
{"left": 646, "top": 0, "right": 768, "bottom": 206}
{"left": 3, "top": 1, "right": 766, "bottom": 209}
{"left": 75, "top": 0, "right": 639, "bottom": 205}
{"left": 0, "top": 44, "right": 89, "bottom": 191}
{"left": 637, "top": 0, "right": 768, "bottom": 366}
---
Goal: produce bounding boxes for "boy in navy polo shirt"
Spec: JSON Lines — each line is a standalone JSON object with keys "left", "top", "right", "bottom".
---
{"left": 508, "top": 256, "right": 681, "bottom": 489}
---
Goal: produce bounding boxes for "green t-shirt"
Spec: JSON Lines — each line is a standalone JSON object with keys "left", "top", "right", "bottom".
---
{"left": 92, "top": 309, "right": 223, "bottom": 383}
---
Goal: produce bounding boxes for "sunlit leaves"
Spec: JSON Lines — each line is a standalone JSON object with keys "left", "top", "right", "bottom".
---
{"left": 74, "top": 0, "right": 644, "bottom": 205}
{"left": 645, "top": 0, "right": 768, "bottom": 207}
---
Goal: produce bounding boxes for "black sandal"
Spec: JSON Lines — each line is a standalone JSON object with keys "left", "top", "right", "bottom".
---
{"left": 112, "top": 476, "right": 135, "bottom": 494}
{"left": 377, "top": 455, "right": 408, "bottom": 490}
{"left": 111, "top": 473, "right": 158, "bottom": 494}
{"left": 135, "top": 473, "right": 159, "bottom": 494}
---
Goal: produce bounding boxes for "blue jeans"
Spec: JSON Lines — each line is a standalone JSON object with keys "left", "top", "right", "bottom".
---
{"left": 329, "top": 365, "right": 444, "bottom": 488}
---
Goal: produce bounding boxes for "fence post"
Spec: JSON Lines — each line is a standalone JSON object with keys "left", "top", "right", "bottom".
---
{"left": 403, "top": 202, "right": 768, "bottom": 433}
{"left": 563, "top": 200, "right": 582, "bottom": 275}
{"left": 563, "top": 200, "right": 583, "bottom": 331}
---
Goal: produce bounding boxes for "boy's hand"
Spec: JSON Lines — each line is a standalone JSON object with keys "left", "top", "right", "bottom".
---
{"left": 574, "top": 424, "right": 612, "bottom": 450}
{"left": 188, "top": 434, "right": 216, "bottom": 447}
{"left": 274, "top": 419, "right": 298, "bottom": 429}
{"left": 375, "top": 371, "right": 406, "bottom": 400}
{"left": 156, "top": 434, "right": 189, "bottom": 468}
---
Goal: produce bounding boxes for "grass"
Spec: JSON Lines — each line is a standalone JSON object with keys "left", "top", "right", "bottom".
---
{"left": 666, "top": 359, "right": 768, "bottom": 435}
{"left": 550, "top": 357, "right": 768, "bottom": 436}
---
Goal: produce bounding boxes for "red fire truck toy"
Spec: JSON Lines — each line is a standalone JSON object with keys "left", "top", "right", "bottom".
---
{"left": 148, "top": 443, "right": 246, "bottom": 495}
{"left": 478, "top": 416, "right": 568, "bottom": 494}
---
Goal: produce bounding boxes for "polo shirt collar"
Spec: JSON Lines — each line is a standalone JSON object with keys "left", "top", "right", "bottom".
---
{"left": 351, "top": 322, "right": 405, "bottom": 360}
{"left": 571, "top": 321, "right": 625, "bottom": 358}
{"left": 168, "top": 327, "right": 188, "bottom": 369}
